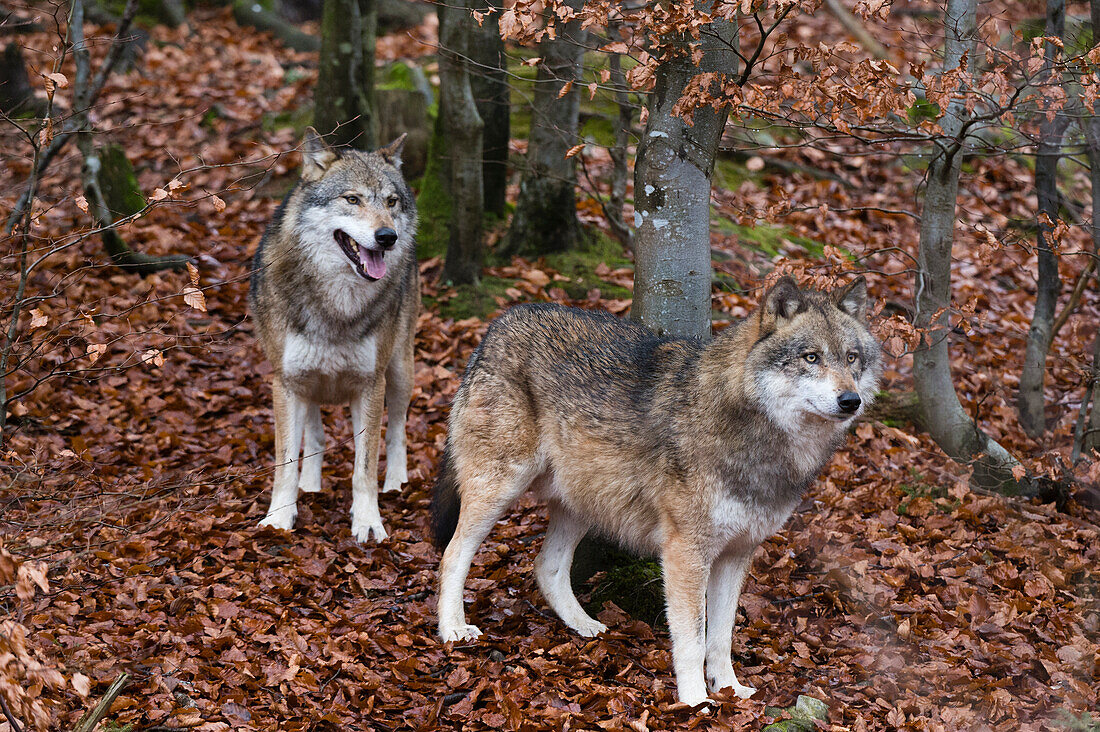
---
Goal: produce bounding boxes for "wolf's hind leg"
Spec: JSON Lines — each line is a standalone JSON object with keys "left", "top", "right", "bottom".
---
{"left": 536, "top": 503, "right": 607, "bottom": 637}
{"left": 705, "top": 550, "right": 756, "bottom": 698}
{"left": 438, "top": 463, "right": 539, "bottom": 643}
{"left": 350, "top": 379, "right": 387, "bottom": 543}
{"left": 382, "top": 337, "right": 413, "bottom": 494}
{"left": 298, "top": 403, "right": 324, "bottom": 494}
{"left": 260, "top": 378, "right": 307, "bottom": 531}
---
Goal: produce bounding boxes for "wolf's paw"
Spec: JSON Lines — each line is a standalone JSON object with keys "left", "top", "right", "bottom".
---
{"left": 440, "top": 624, "right": 482, "bottom": 643}
{"left": 676, "top": 688, "right": 713, "bottom": 708}
{"left": 573, "top": 618, "right": 608, "bottom": 637}
{"left": 259, "top": 509, "right": 296, "bottom": 532}
{"left": 298, "top": 476, "right": 322, "bottom": 494}
{"left": 351, "top": 518, "right": 388, "bottom": 543}
{"left": 707, "top": 671, "right": 756, "bottom": 699}
{"left": 709, "top": 678, "right": 756, "bottom": 699}
{"left": 382, "top": 465, "right": 408, "bottom": 493}
{"left": 732, "top": 683, "right": 756, "bottom": 699}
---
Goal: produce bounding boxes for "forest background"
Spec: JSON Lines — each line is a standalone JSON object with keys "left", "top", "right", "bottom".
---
{"left": 1, "top": 0, "right": 1099, "bottom": 729}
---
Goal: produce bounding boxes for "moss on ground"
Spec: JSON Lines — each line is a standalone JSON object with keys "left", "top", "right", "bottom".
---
{"left": 713, "top": 155, "right": 763, "bottom": 190}
{"left": 260, "top": 105, "right": 314, "bottom": 136}
{"left": 584, "top": 548, "right": 666, "bottom": 628}
{"left": 425, "top": 275, "right": 514, "bottom": 321}
{"left": 539, "top": 231, "right": 633, "bottom": 300}
{"left": 713, "top": 219, "right": 826, "bottom": 259}
{"left": 426, "top": 232, "right": 633, "bottom": 321}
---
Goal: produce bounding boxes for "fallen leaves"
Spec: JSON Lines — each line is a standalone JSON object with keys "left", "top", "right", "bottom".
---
{"left": 0, "top": 3, "right": 1097, "bottom": 732}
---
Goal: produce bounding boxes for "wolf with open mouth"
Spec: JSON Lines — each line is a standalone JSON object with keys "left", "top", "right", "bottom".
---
{"left": 249, "top": 127, "right": 419, "bottom": 543}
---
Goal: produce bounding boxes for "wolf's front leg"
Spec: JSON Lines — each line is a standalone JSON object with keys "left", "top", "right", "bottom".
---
{"left": 705, "top": 550, "right": 756, "bottom": 699}
{"left": 382, "top": 343, "right": 412, "bottom": 494}
{"left": 298, "top": 403, "right": 324, "bottom": 494}
{"left": 350, "top": 380, "right": 388, "bottom": 543}
{"left": 260, "top": 378, "right": 307, "bottom": 531}
{"left": 662, "top": 536, "right": 710, "bottom": 706}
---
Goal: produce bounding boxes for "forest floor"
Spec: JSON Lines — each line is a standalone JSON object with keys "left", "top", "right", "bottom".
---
{"left": 1, "top": 4, "right": 1100, "bottom": 731}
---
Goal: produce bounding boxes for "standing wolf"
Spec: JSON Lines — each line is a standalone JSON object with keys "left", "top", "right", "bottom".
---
{"left": 432, "top": 277, "right": 880, "bottom": 705}
{"left": 250, "top": 127, "right": 419, "bottom": 543}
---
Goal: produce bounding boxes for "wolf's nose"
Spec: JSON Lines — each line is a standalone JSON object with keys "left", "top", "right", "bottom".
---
{"left": 375, "top": 228, "right": 398, "bottom": 249}
{"left": 837, "top": 391, "right": 861, "bottom": 414}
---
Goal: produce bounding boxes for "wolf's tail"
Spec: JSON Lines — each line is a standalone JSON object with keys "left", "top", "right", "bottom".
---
{"left": 431, "top": 438, "right": 460, "bottom": 549}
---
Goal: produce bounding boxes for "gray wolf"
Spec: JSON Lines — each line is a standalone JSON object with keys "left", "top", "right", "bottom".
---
{"left": 431, "top": 277, "right": 881, "bottom": 705}
{"left": 250, "top": 127, "right": 419, "bottom": 543}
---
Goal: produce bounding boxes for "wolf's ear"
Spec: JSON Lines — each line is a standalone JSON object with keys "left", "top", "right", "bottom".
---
{"left": 377, "top": 133, "right": 407, "bottom": 168}
{"left": 301, "top": 127, "right": 337, "bottom": 182}
{"left": 833, "top": 275, "right": 868, "bottom": 320}
{"left": 760, "top": 276, "right": 804, "bottom": 329}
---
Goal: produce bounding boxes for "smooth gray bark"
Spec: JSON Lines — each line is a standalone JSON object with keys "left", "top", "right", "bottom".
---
{"left": 1087, "top": 329, "right": 1100, "bottom": 454}
{"left": 912, "top": 0, "right": 1026, "bottom": 491}
{"left": 630, "top": 12, "right": 736, "bottom": 340}
{"left": 469, "top": 0, "right": 509, "bottom": 217}
{"left": 503, "top": 0, "right": 587, "bottom": 256}
{"left": 1082, "top": 39, "right": 1100, "bottom": 454}
{"left": 438, "top": 0, "right": 485, "bottom": 285}
{"left": 1018, "top": 0, "right": 1067, "bottom": 438}
{"left": 313, "top": 0, "right": 378, "bottom": 148}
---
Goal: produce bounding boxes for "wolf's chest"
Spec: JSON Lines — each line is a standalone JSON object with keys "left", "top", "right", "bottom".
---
{"left": 280, "top": 330, "right": 379, "bottom": 402}
{"left": 709, "top": 491, "right": 800, "bottom": 554}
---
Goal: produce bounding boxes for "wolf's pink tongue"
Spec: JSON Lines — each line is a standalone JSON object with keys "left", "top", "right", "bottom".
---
{"left": 360, "top": 246, "right": 387, "bottom": 279}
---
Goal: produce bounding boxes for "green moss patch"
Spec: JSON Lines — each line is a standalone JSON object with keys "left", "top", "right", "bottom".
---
{"left": 584, "top": 550, "right": 666, "bottom": 628}
{"left": 425, "top": 275, "right": 514, "bottom": 321}
{"left": 538, "top": 231, "right": 633, "bottom": 300}
{"left": 260, "top": 105, "right": 314, "bottom": 136}
{"left": 713, "top": 218, "right": 826, "bottom": 259}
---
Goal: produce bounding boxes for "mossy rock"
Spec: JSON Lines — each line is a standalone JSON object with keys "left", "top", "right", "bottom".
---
{"left": 377, "top": 88, "right": 430, "bottom": 180}
{"left": 763, "top": 695, "right": 829, "bottom": 731}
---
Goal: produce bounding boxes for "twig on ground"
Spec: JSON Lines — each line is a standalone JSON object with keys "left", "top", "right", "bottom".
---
{"left": 73, "top": 672, "right": 130, "bottom": 732}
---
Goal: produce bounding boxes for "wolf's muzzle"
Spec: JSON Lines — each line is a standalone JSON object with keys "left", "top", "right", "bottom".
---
{"left": 837, "top": 391, "right": 861, "bottom": 414}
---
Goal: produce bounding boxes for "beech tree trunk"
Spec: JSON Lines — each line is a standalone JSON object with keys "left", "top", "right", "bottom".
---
{"left": 1087, "top": 331, "right": 1100, "bottom": 454}
{"left": 1082, "top": 21, "right": 1100, "bottom": 454}
{"left": 438, "top": 0, "right": 485, "bottom": 285}
{"left": 630, "top": 12, "right": 736, "bottom": 340}
{"left": 314, "top": 0, "right": 378, "bottom": 148}
{"left": 469, "top": 0, "right": 509, "bottom": 218}
{"left": 1017, "top": 0, "right": 1067, "bottom": 438}
{"left": 912, "top": 0, "right": 1027, "bottom": 492}
{"left": 502, "top": 0, "right": 586, "bottom": 257}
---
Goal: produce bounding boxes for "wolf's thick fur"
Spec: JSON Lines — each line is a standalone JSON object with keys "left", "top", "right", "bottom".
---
{"left": 432, "top": 277, "right": 881, "bottom": 705}
{"left": 250, "top": 127, "right": 419, "bottom": 543}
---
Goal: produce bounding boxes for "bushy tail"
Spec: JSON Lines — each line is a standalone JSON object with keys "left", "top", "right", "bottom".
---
{"left": 431, "top": 439, "right": 460, "bottom": 549}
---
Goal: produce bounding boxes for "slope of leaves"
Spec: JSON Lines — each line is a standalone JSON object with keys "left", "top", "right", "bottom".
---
{"left": 0, "top": 5, "right": 1098, "bottom": 732}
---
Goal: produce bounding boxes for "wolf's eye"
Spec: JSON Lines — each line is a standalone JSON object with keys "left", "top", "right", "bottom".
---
{"left": 344, "top": 195, "right": 361, "bottom": 205}
{"left": 802, "top": 352, "right": 819, "bottom": 364}
{"left": 847, "top": 352, "right": 858, "bottom": 364}
{"left": 386, "top": 194, "right": 399, "bottom": 209}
